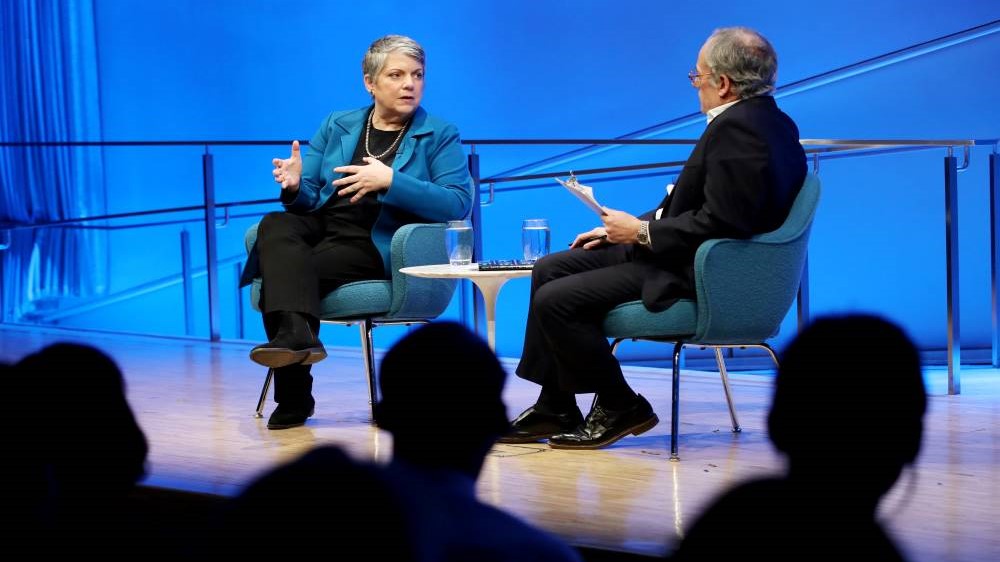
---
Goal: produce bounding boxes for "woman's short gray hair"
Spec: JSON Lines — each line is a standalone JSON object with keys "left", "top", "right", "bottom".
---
{"left": 704, "top": 27, "right": 777, "bottom": 98}
{"left": 362, "top": 35, "right": 425, "bottom": 83}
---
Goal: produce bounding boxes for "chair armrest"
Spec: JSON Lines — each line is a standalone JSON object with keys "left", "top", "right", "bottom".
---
{"left": 387, "top": 223, "right": 457, "bottom": 319}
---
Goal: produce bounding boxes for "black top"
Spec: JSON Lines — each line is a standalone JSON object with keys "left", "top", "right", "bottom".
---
{"left": 320, "top": 114, "right": 408, "bottom": 240}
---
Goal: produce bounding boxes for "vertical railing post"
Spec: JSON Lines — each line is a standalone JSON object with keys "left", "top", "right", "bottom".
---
{"left": 797, "top": 255, "right": 810, "bottom": 333}
{"left": 990, "top": 146, "right": 999, "bottom": 367}
{"left": 180, "top": 229, "right": 194, "bottom": 336}
{"left": 798, "top": 156, "right": 818, "bottom": 334}
{"left": 0, "top": 228, "right": 9, "bottom": 323}
{"left": 944, "top": 151, "right": 961, "bottom": 395}
{"left": 203, "top": 147, "right": 221, "bottom": 341}
{"left": 0, "top": 249, "right": 6, "bottom": 324}
{"left": 235, "top": 262, "right": 245, "bottom": 340}
{"left": 467, "top": 150, "right": 484, "bottom": 335}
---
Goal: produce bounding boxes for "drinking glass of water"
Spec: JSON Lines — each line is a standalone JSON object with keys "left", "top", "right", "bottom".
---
{"left": 445, "top": 219, "right": 473, "bottom": 266}
{"left": 522, "top": 218, "right": 550, "bottom": 263}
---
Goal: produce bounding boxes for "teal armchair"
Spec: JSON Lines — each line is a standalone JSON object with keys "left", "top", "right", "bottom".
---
{"left": 603, "top": 173, "right": 821, "bottom": 460}
{"left": 245, "top": 222, "right": 457, "bottom": 421}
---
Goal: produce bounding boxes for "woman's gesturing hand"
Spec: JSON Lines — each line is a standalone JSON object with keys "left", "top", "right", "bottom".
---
{"left": 272, "top": 140, "right": 303, "bottom": 192}
{"left": 332, "top": 157, "right": 394, "bottom": 203}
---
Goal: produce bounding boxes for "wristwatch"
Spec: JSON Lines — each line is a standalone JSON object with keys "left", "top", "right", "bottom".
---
{"left": 637, "top": 221, "right": 651, "bottom": 247}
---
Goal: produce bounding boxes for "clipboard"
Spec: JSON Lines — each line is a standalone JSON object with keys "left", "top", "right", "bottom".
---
{"left": 554, "top": 173, "right": 607, "bottom": 216}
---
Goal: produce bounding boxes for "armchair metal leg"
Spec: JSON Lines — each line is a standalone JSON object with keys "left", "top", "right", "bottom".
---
{"left": 358, "top": 318, "right": 378, "bottom": 422}
{"left": 610, "top": 338, "right": 626, "bottom": 355}
{"left": 760, "top": 343, "right": 780, "bottom": 369}
{"left": 255, "top": 368, "right": 274, "bottom": 418}
{"left": 713, "top": 348, "right": 741, "bottom": 433}
{"left": 670, "top": 341, "right": 683, "bottom": 462}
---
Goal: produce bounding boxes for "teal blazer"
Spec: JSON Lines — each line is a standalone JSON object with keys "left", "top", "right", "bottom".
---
{"left": 284, "top": 105, "right": 474, "bottom": 276}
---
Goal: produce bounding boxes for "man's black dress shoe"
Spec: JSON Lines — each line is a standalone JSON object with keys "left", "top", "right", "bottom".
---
{"left": 267, "top": 397, "right": 316, "bottom": 430}
{"left": 548, "top": 394, "right": 658, "bottom": 450}
{"left": 497, "top": 404, "right": 584, "bottom": 444}
{"left": 250, "top": 319, "right": 327, "bottom": 368}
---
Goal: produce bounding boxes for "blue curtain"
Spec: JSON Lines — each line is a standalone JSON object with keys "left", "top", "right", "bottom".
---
{"left": 0, "top": 0, "right": 106, "bottom": 323}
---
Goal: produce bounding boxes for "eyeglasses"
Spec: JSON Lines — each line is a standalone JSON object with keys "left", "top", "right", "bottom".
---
{"left": 688, "top": 69, "right": 713, "bottom": 86}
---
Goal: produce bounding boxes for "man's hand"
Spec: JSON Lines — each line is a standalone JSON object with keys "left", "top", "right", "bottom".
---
{"left": 272, "top": 140, "right": 302, "bottom": 192}
{"left": 332, "top": 157, "right": 394, "bottom": 203}
{"left": 570, "top": 227, "right": 609, "bottom": 250}
{"left": 600, "top": 207, "right": 642, "bottom": 244}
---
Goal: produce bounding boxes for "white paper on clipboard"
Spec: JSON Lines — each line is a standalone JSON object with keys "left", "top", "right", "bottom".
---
{"left": 554, "top": 175, "right": 607, "bottom": 216}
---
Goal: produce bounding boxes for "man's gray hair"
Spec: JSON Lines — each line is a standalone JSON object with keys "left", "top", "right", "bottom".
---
{"left": 362, "top": 35, "right": 425, "bottom": 83}
{"left": 704, "top": 27, "right": 777, "bottom": 98}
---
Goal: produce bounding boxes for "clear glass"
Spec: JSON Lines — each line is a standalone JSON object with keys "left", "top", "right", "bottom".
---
{"left": 522, "top": 218, "right": 550, "bottom": 263}
{"left": 445, "top": 219, "right": 473, "bottom": 266}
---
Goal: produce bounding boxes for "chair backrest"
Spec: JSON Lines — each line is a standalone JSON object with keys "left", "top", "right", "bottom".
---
{"left": 692, "top": 173, "right": 821, "bottom": 344}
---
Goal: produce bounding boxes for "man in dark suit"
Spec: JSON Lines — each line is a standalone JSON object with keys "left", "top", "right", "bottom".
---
{"left": 502, "top": 27, "right": 807, "bottom": 450}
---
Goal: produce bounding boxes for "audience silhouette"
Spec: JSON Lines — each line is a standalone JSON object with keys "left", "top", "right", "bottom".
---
{"left": 7, "top": 343, "right": 148, "bottom": 553}
{"left": 377, "top": 321, "right": 582, "bottom": 562}
{"left": 216, "top": 444, "right": 417, "bottom": 559}
{"left": 671, "top": 314, "right": 926, "bottom": 561}
{"left": 12, "top": 316, "right": 922, "bottom": 559}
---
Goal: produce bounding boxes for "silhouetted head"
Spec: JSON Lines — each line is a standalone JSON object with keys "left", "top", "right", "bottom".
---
{"left": 769, "top": 315, "right": 926, "bottom": 497}
{"left": 377, "top": 322, "right": 508, "bottom": 471}
{"left": 222, "top": 445, "right": 416, "bottom": 559}
{"left": 14, "top": 343, "right": 148, "bottom": 496}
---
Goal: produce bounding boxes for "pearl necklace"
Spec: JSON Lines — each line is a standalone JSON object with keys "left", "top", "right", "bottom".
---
{"left": 365, "top": 110, "right": 409, "bottom": 160}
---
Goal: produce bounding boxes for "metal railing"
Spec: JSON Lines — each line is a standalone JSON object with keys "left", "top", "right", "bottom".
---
{"left": 463, "top": 138, "right": 996, "bottom": 395}
{"left": 1, "top": 137, "right": 998, "bottom": 395}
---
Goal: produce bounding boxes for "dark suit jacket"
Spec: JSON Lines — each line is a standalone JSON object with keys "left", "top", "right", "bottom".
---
{"left": 634, "top": 95, "right": 806, "bottom": 311}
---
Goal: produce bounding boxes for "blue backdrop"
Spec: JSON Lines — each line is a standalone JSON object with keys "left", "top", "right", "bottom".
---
{"left": 3, "top": 0, "right": 999, "bottom": 363}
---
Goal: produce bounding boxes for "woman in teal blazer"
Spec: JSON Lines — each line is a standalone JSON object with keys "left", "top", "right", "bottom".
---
{"left": 247, "top": 35, "right": 473, "bottom": 429}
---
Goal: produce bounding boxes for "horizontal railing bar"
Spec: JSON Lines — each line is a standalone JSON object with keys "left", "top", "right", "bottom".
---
{"left": 800, "top": 139, "right": 975, "bottom": 146}
{"left": 0, "top": 140, "right": 309, "bottom": 147}
{"left": 22, "top": 210, "right": 269, "bottom": 231}
{"left": 468, "top": 139, "right": 976, "bottom": 147}
{"left": 488, "top": 144, "right": 960, "bottom": 192}
{"left": 806, "top": 144, "right": 956, "bottom": 163}
{"left": 0, "top": 142, "right": 980, "bottom": 229}
{"left": 219, "top": 198, "right": 279, "bottom": 208}
{"left": 479, "top": 143, "right": 955, "bottom": 184}
{"left": 1, "top": 138, "right": 979, "bottom": 148}
{"left": 0, "top": 204, "right": 206, "bottom": 230}
{"left": 463, "top": 139, "right": 701, "bottom": 145}
{"left": 0, "top": 199, "right": 278, "bottom": 231}
{"left": 494, "top": 169, "right": 685, "bottom": 193}
{"left": 483, "top": 159, "right": 689, "bottom": 184}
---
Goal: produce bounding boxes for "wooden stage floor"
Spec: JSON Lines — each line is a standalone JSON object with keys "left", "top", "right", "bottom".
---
{"left": 2, "top": 325, "right": 998, "bottom": 560}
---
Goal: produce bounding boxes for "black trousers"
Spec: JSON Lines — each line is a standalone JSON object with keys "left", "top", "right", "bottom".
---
{"left": 256, "top": 210, "right": 385, "bottom": 322}
{"left": 256, "top": 210, "right": 385, "bottom": 405}
{"left": 516, "top": 244, "right": 648, "bottom": 395}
